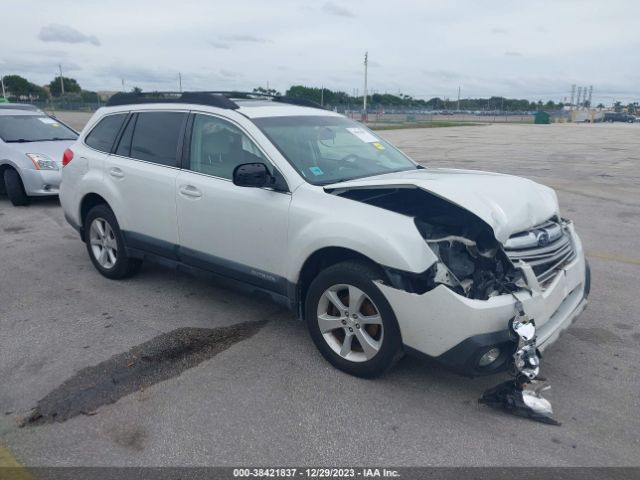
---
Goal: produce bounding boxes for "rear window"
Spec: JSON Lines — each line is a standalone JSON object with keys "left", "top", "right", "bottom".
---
{"left": 0, "top": 115, "right": 77, "bottom": 143}
{"left": 85, "top": 114, "right": 127, "bottom": 153}
{"left": 129, "top": 112, "right": 186, "bottom": 166}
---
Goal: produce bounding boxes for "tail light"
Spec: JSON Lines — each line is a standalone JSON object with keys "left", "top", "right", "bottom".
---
{"left": 62, "top": 148, "right": 74, "bottom": 167}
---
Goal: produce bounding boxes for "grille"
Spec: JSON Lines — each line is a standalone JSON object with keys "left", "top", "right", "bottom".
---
{"left": 504, "top": 219, "right": 576, "bottom": 286}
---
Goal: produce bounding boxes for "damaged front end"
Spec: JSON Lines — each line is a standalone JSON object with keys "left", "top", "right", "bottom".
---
{"left": 416, "top": 218, "right": 526, "bottom": 301}
{"left": 334, "top": 186, "right": 563, "bottom": 424}
{"left": 413, "top": 199, "right": 559, "bottom": 424}
{"left": 479, "top": 303, "right": 560, "bottom": 425}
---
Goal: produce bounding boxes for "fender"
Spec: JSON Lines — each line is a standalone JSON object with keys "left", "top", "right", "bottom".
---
{"left": 286, "top": 183, "right": 437, "bottom": 283}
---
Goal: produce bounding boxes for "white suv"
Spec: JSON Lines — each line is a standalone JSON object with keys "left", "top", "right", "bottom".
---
{"left": 60, "top": 92, "right": 590, "bottom": 378}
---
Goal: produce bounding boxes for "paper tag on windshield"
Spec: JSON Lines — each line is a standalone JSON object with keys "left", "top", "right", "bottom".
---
{"left": 346, "top": 127, "right": 378, "bottom": 143}
{"left": 39, "top": 117, "right": 59, "bottom": 125}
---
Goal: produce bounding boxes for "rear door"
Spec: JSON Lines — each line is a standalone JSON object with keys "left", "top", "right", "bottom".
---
{"left": 105, "top": 110, "right": 187, "bottom": 257}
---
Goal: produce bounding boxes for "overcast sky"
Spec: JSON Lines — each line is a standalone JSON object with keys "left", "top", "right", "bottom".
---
{"left": 2, "top": 0, "right": 638, "bottom": 105}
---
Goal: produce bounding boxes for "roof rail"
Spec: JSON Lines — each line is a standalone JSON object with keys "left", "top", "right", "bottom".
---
{"left": 106, "top": 91, "right": 326, "bottom": 110}
{"left": 106, "top": 91, "right": 239, "bottom": 109}
{"left": 210, "top": 91, "right": 325, "bottom": 109}
{"left": 271, "top": 95, "right": 324, "bottom": 109}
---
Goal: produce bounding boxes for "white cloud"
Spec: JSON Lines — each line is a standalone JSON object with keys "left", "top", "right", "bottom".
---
{"left": 321, "top": 2, "right": 355, "bottom": 17}
{"left": 38, "top": 24, "right": 100, "bottom": 46}
{"left": 0, "top": 0, "right": 635, "bottom": 105}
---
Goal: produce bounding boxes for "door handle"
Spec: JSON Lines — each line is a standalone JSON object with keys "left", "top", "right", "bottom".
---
{"left": 179, "top": 185, "right": 202, "bottom": 198}
{"left": 109, "top": 167, "right": 124, "bottom": 179}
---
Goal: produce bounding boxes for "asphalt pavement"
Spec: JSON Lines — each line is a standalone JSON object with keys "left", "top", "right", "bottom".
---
{"left": 1, "top": 121, "right": 639, "bottom": 466}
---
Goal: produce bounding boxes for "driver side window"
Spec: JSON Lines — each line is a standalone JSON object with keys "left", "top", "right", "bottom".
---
{"left": 189, "top": 114, "right": 268, "bottom": 180}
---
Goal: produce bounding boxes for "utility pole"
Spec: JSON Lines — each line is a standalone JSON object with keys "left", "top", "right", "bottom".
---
{"left": 59, "top": 64, "right": 64, "bottom": 95}
{"left": 178, "top": 72, "right": 182, "bottom": 92}
{"left": 320, "top": 86, "right": 324, "bottom": 107}
{"left": 363, "top": 51, "right": 368, "bottom": 121}
{"left": 570, "top": 84, "right": 576, "bottom": 110}
{"left": 576, "top": 86, "right": 583, "bottom": 109}
{"left": 457, "top": 86, "right": 461, "bottom": 111}
{"left": 1, "top": 74, "right": 5, "bottom": 98}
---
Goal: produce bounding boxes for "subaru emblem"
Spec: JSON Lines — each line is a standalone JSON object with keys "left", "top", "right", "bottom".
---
{"left": 536, "top": 231, "right": 550, "bottom": 247}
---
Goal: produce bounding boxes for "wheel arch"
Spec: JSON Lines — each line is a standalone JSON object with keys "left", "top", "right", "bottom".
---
{"left": 0, "top": 162, "right": 17, "bottom": 194}
{"left": 0, "top": 161, "right": 20, "bottom": 178}
{"left": 80, "top": 192, "right": 111, "bottom": 230}
{"left": 294, "top": 246, "right": 389, "bottom": 320}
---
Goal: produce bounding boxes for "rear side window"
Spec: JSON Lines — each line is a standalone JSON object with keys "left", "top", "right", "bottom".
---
{"left": 129, "top": 112, "right": 186, "bottom": 166}
{"left": 115, "top": 115, "right": 135, "bottom": 157}
{"left": 84, "top": 114, "right": 127, "bottom": 153}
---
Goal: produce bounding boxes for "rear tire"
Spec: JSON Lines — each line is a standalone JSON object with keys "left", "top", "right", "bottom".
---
{"left": 4, "top": 169, "right": 29, "bottom": 206}
{"left": 305, "top": 260, "right": 403, "bottom": 378}
{"left": 84, "top": 204, "right": 142, "bottom": 279}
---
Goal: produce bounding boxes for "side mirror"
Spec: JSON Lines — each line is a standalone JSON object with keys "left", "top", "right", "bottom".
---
{"left": 233, "top": 162, "right": 271, "bottom": 188}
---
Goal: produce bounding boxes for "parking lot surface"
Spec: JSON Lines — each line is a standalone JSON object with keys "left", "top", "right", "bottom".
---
{"left": 1, "top": 121, "right": 639, "bottom": 466}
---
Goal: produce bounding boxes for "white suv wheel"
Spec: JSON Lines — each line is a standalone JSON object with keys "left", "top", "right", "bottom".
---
{"left": 89, "top": 218, "right": 118, "bottom": 269}
{"left": 317, "top": 284, "right": 384, "bottom": 362}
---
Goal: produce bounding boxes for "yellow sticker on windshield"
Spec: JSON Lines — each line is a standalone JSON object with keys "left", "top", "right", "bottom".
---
{"left": 372, "top": 142, "right": 385, "bottom": 150}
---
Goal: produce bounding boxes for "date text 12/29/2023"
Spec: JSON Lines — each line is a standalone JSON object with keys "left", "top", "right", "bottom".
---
{"left": 233, "top": 468, "right": 400, "bottom": 478}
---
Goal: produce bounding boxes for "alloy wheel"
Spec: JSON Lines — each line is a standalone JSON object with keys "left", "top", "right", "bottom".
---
{"left": 89, "top": 217, "right": 118, "bottom": 269}
{"left": 316, "top": 284, "right": 384, "bottom": 362}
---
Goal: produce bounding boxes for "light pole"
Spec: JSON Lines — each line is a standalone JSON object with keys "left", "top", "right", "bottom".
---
{"left": 363, "top": 51, "right": 368, "bottom": 122}
{"left": 59, "top": 64, "right": 64, "bottom": 95}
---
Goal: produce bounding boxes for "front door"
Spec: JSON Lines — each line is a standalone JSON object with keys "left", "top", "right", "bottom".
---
{"left": 175, "top": 113, "right": 291, "bottom": 294}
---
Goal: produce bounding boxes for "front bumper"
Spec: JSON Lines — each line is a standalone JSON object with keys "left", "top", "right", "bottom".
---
{"left": 377, "top": 228, "right": 589, "bottom": 377}
{"left": 20, "top": 168, "right": 61, "bottom": 196}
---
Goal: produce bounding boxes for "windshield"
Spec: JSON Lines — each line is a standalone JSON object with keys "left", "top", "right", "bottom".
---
{"left": 253, "top": 115, "right": 418, "bottom": 185}
{"left": 0, "top": 115, "right": 78, "bottom": 143}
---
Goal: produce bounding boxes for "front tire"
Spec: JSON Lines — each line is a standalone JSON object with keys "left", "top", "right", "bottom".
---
{"left": 305, "top": 261, "right": 402, "bottom": 378}
{"left": 4, "top": 169, "right": 29, "bottom": 206}
{"left": 84, "top": 204, "right": 141, "bottom": 279}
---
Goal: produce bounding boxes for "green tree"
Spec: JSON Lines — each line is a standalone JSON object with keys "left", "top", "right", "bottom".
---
{"left": 80, "top": 90, "right": 99, "bottom": 102}
{"left": 48, "top": 76, "right": 81, "bottom": 97}
{"left": 131, "top": 86, "right": 142, "bottom": 94}
{"left": 253, "top": 86, "right": 281, "bottom": 96}
{"left": 1, "top": 75, "right": 47, "bottom": 99}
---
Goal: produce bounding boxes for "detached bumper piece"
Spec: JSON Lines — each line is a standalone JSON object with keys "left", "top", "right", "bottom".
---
{"left": 479, "top": 301, "right": 560, "bottom": 426}
{"left": 479, "top": 380, "right": 559, "bottom": 426}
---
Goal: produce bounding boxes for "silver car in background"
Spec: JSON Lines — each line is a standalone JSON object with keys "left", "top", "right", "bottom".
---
{"left": 0, "top": 108, "right": 78, "bottom": 206}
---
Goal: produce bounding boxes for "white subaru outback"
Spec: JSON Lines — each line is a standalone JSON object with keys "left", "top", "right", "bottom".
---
{"left": 60, "top": 92, "right": 590, "bottom": 378}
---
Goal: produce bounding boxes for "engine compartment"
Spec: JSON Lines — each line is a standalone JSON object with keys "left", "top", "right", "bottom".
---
{"left": 335, "top": 186, "right": 525, "bottom": 299}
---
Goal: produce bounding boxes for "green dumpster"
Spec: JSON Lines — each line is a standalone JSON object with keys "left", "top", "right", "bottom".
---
{"left": 534, "top": 111, "right": 550, "bottom": 124}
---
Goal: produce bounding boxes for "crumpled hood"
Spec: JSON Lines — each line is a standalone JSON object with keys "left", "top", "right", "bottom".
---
{"left": 7, "top": 140, "right": 74, "bottom": 167}
{"left": 324, "top": 168, "right": 559, "bottom": 243}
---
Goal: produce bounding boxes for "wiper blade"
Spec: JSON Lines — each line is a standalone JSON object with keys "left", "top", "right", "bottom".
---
{"left": 5, "top": 139, "right": 34, "bottom": 143}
